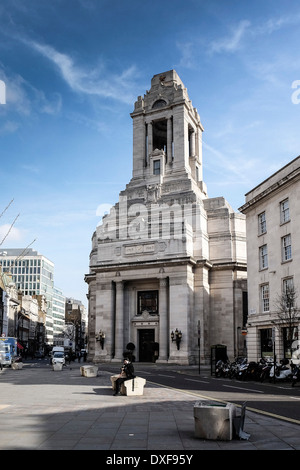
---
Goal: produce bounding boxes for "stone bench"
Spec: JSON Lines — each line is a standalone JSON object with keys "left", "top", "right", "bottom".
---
{"left": 110, "top": 375, "right": 146, "bottom": 396}
{"left": 80, "top": 365, "right": 98, "bottom": 377}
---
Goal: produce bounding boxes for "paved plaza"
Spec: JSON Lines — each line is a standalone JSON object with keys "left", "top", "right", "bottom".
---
{"left": 0, "top": 361, "right": 299, "bottom": 453}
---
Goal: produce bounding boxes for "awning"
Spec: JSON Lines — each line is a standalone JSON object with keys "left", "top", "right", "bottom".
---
{"left": 17, "top": 342, "right": 24, "bottom": 349}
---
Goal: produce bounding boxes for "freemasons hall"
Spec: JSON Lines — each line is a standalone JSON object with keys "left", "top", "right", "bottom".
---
{"left": 85, "top": 70, "right": 247, "bottom": 365}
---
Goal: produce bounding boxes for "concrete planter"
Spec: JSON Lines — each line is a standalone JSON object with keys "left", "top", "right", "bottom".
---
{"left": 11, "top": 362, "right": 23, "bottom": 370}
{"left": 194, "top": 401, "right": 236, "bottom": 441}
{"left": 81, "top": 365, "right": 98, "bottom": 377}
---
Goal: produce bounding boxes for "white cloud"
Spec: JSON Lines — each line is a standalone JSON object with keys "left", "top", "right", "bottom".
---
{"left": 209, "top": 13, "right": 300, "bottom": 56}
{"left": 0, "top": 120, "right": 19, "bottom": 134}
{"left": 0, "top": 224, "right": 23, "bottom": 244}
{"left": 0, "top": 68, "right": 62, "bottom": 122}
{"left": 255, "top": 13, "right": 300, "bottom": 35}
{"left": 26, "top": 39, "right": 139, "bottom": 104}
{"left": 209, "top": 20, "right": 251, "bottom": 54}
{"left": 176, "top": 41, "right": 195, "bottom": 69}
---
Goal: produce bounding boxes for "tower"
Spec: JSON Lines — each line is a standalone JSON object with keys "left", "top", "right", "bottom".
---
{"left": 130, "top": 70, "right": 206, "bottom": 195}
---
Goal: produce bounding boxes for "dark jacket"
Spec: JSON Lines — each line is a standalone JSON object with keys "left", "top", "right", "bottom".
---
{"left": 123, "top": 362, "right": 135, "bottom": 379}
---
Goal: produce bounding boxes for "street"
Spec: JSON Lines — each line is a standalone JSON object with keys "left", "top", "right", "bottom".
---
{"left": 0, "top": 358, "right": 299, "bottom": 453}
{"left": 103, "top": 362, "right": 300, "bottom": 424}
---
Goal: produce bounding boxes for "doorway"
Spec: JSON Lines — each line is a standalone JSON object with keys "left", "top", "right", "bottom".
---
{"left": 138, "top": 329, "right": 155, "bottom": 362}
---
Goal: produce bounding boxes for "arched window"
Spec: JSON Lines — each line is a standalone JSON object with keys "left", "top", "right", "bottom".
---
{"left": 152, "top": 99, "right": 167, "bottom": 109}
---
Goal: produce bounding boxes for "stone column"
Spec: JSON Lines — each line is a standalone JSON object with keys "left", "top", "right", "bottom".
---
{"left": 168, "top": 275, "right": 190, "bottom": 365}
{"left": 114, "top": 281, "right": 124, "bottom": 360}
{"left": 157, "top": 278, "right": 168, "bottom": 363}
{"left": 167, "top": 117, "right": 172, "bottom": 163}
{"left": 148, "top": 121, "right": 153, "bottom": 156}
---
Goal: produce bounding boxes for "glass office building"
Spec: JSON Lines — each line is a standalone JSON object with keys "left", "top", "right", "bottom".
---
{"left": 0, "top": 249, "right": 55, "bottom": 344}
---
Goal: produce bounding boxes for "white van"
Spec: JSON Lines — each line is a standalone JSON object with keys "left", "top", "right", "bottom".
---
{"left": 51, "top": 346, "right": 65, "bottom": 366}
{"left": 52, "top": 351, "right": 65, "bottom": 365}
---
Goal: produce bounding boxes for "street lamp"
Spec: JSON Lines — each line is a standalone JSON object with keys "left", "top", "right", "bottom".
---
{"left": 171, "top": 329, "right": 182, "bottom": 350}
{"left": 96, "top": 330, "right": 105, "bottom": 349}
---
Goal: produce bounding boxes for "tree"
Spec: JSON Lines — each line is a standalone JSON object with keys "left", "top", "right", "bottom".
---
{"left": 274, "top": 286, "right": 300, "bottom": 358}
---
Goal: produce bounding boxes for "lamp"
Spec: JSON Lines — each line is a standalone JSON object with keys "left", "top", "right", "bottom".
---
{"left": 171, "top": 328, "right": 182, "bottom": 350}
{"left": 96, "top": 330, "right": 105, "bottom": 349}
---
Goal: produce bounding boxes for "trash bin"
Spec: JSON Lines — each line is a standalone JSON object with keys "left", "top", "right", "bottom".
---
{"left": 194, "top": 401, "right": 236, "bottom": 440}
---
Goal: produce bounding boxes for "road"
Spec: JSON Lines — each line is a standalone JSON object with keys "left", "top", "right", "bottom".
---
{"left": 103, "top": 363, "right": 300, "bottom": 424}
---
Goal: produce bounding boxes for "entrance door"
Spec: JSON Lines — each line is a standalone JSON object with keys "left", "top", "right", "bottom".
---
{"left": 138, "top": 329, "right": 155, "bottom": 362}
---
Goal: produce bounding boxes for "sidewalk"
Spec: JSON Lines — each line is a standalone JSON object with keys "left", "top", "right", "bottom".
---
{"left": 0, "top": 360, "right": 299, "bottom": 451}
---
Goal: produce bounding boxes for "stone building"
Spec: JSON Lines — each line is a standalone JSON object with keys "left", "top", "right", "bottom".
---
{"left": 239, "top": 156, "right": 300, "bottom": 363}
{"left": 85, "top": 70, "right": 247, "bottom": 365}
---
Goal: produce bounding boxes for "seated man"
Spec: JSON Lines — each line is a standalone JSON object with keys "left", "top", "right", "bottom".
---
{"left": 113, "top": 358, "right": 135, "bottom": 396}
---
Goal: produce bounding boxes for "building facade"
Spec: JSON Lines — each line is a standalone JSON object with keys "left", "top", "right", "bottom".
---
{"left": 53, "top": 286, "right": 66, "bottom": 346}
{"left": 0, "top": 249, "right": 55, "bottom": 344}
{"left": 239, "top": 156, "right": 300, "bottom": 363}
{"left": 65, "top": 298, "right": 87, "bottom": 353}
{"left": 85, "top": 70, "right": 247, "bottom": 365}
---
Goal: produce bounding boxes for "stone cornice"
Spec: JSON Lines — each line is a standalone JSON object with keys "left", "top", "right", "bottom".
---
{"left": 239, "top": 158, "right": 300, "bottom": 213}
{"left": 88, "top": 255, "right": 197, "bottom": 274}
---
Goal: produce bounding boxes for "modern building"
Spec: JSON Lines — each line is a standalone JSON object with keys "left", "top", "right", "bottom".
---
{"left": 239, "top": 155, "right": 300, "bottom": 363}
{"left": 53, "top": 286, "right": 66, "bottom": 346}
{"left": 0, "top": 248, "right": 55, "bottom": 344}
{"left": 85, "top": 70, "right": 247, "bottom": 365}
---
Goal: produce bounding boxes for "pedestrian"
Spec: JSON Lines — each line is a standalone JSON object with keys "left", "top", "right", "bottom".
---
{"left": 113, "top": 358, "right": 135, "bottom": 396}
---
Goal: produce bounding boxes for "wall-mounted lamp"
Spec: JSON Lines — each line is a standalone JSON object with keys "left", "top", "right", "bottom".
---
{"left": 96, "top": 330, "right": 105, "bottom": 349}
{"left": 171, "top": 329, "right": 182, "bottom": 350}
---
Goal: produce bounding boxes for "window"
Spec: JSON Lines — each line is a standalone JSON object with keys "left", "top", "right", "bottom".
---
{"left": 152, "top": 99, "right": 167, "bottom": 109}
{"left": 258, "top": 211, "right": 266, "bottom": 234}
{"left": 282, "top": 234, "right": 292, "bottom": 261}
{"left": 261, "top": 284, "right": 269, "bottom": 312}
{"left": 283, "top": 277, "right": 294, "bottom": 295}
{"left": 153, "top": 160, "right": 160, "bottom": 175}
{"left": 137, "top": 291, "right": 158, "bottom": 315}
{"left": 280, "top": 199, "right": 290, "bottom": 224}
{"left": 283, "top": 278, "right": 294, "bottom": 309}
{"left": 259, "top": 244, "right": 268, "bottom": 269}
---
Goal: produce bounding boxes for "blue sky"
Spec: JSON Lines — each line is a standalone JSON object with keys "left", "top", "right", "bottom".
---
{"left": 1, "top": 0, "right": 300, "bottom": 306}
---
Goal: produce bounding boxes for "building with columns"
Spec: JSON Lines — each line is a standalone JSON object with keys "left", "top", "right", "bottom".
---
{"left": 85, "top": 70, "right": 247, "bottom": 365}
